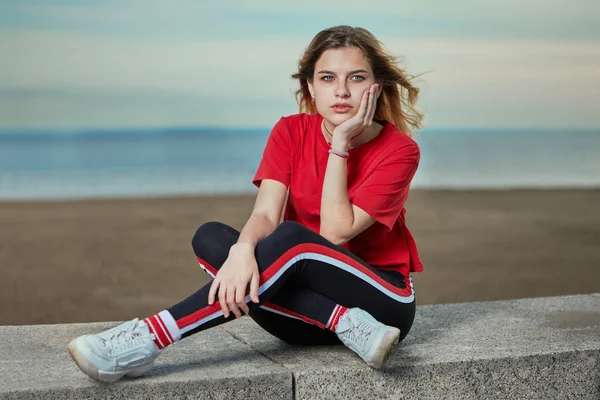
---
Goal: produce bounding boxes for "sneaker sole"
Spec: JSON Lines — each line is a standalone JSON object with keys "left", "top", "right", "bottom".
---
{"left": 368, "top": 327, "right": 401, "bottom": 370}
{"left": 68, "top": 338, "right": 126, "bottom": 383}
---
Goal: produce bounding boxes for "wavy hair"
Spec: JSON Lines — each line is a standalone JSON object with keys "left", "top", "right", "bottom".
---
{"left": 291, "top": 25, "right": 425, "bottom": 136}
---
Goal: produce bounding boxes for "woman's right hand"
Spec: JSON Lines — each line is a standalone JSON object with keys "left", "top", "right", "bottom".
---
{"left": 208, "top": 242, "right": 260, "bottom": 318}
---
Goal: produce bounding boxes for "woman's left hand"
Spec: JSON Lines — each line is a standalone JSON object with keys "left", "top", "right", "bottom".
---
{"left": 331, "top": 83, "right": 381, "bottom": 149}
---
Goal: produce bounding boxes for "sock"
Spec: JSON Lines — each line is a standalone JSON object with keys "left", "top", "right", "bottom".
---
{"left": 327, "top": 305, "right": 349, "bottom": 332}
{"left": 144, "top": 310, "right": 182, "bottom": 350}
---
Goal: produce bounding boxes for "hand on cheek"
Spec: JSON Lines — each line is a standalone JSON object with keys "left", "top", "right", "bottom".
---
{"left": 330, "top": 83, "right": 381, "bottom": 149}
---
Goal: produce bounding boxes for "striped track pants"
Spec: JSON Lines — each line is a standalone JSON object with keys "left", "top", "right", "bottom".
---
{"left": 167, "top": 221, "right": 416, "bottom": 345}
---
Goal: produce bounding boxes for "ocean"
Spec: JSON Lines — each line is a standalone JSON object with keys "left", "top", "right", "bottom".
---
{"left": 0, "top": 127, "right": 599, "bottom": 201}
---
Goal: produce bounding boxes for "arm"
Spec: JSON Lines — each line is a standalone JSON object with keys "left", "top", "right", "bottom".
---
{"left": 236, "top": 116, "right": 292, "bottom": 248}
{"left": 320, "top": 84, "right": 380, "bottom": 244}
{"left": 320, "top": 151, "right": 375, "bottom": 245}
{"left": 209, "top": 115, "right": 292, "bottom": 318}
{"left": 233, "top": 179, "right": 288, "bottom": 251}
{"left": 208, "top": 179, "right": 287, "bottom": 318}
{"left": 321, "top": 140, "right": 419, "bottom": 244}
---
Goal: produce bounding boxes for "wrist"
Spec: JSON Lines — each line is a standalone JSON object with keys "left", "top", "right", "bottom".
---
{"left": 231, "top": 241, "right": 255, "bottom": 254}
{"left": 328, "top": 148, "right": 349, "bottom": 159}
{"left": 330, "top": 138, "right": 350, "bottom": 152}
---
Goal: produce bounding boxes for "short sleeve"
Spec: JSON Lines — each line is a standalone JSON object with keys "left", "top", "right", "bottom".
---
{"left": 253, "top": 117, "right": 292, "bottom": 188}
{"left": 350, "top": 143, "right": 419, "bottom": 230}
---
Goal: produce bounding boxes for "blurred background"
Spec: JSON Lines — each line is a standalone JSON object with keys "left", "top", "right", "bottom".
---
{"left": 1, "top": 1, "right": 599, "bottom": 325}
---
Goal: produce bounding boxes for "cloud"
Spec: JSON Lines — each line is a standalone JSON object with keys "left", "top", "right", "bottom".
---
{"left": 5, "top": 0, "right": 599, "bottom": 41}
{"left": 0, "top": 1, "right": 599, "bottom": 129}
{"left": 1, "top": 31, "right": 304, "bottom": 99}
{"left": 0, "top": 89, "right": 295, "bottom": 129}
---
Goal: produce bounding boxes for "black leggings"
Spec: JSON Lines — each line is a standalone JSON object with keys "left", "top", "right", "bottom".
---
{"left": 167, "top": 221, "right": 416, "bottom": 345}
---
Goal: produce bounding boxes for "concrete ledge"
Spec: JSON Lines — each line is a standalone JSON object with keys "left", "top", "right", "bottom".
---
{"left": 0, "top": 323, "right": 291, "bottom": 399}
{"left": 1, "top": 294, "right": 599, "bottom": 399}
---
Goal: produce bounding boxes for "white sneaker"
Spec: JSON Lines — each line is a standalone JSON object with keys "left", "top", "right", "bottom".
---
{"left": 335, "top": 308, "right": 400, "bottom": 369}
{"left": 68, "top": 318, "right": 161, "bottom": 383}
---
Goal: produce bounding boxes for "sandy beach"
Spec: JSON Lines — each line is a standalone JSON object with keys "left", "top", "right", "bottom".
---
{"left": 1, "top": 189, "right": 599, "bottom": 326}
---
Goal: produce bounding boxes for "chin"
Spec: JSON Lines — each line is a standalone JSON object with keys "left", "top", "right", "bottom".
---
{"left": 324, "top": 112, "right": 354, "bottom": 127}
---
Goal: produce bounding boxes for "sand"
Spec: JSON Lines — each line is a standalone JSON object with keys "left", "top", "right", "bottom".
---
{"left": 1, "top": 189, "right": 599, "bottom": 326}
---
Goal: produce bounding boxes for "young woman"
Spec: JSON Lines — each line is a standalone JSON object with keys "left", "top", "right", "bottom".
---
{"left": 68, "top": 25, "right": 425, "bottom": 383}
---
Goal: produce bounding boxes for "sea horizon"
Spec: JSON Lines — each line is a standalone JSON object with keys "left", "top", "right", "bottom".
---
{"left": 1, "top": 125, "right": 599, "bottom": 139}
{"left": 1, "top": 126, "right": 599, "bottom": 201}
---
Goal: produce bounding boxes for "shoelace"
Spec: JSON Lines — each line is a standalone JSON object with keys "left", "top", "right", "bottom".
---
{"left": 344, "top": 315, "right": 376, "bottom": 350}
{"left": 98, "top": 319, "right": 145, "bottom": 355}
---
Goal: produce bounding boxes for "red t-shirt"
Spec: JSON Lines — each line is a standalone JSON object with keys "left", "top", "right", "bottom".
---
{"left": 253, "top": 113, "right": 424, "bottom": 276}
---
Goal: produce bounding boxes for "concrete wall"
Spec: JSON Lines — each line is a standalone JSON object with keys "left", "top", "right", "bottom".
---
{"left": 1, "top": 293, "right": 599, "bottom": 399}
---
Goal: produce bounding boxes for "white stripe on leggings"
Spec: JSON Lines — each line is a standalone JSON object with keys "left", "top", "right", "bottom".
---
{"left": 183, "top": 252, "right": 414, "bottom": 333}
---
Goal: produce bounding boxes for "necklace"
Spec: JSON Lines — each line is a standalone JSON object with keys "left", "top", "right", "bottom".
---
{"left": 322, "top": 120, "right": 364, "bottom": 147}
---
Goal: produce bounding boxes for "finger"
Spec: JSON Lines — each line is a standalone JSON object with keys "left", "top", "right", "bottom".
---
{"left": 218, "top": 285, "right": 229, "bottom": 318}
{"left": 370, "top": 84, "right": 380, "bottom": 112}
{"left": 250, "top": 271, "right": 260, "bottom": 303}
{"left": 360, "top": 88, "right": 370, "bottom": 115}
{"left": 354, "top": 89, "right": 370, "bottom": 122}
{"left": 362, "top": 85, "right": 376, "bottom": 125}
{"left": 227, "top": 287, "right": 241, "bottom": 318}
{"left": 365, "top": 85, "right": 377, "bottom": 123}
{"left": 366, "top": 84, "right": 379, "bottom": 124}
{"left": 236, "top": 286, "right": 249, "bottom": 315}
{"left": 208, "top": 279, "right": 220, "bottom": 305}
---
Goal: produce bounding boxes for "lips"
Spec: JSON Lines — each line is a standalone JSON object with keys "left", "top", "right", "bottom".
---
{"left": 331, "top": 104, "right": 352, "bottom": 113}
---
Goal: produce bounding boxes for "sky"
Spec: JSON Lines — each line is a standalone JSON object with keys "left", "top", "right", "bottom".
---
{"left": 1, "top": 0, "right": 599, "bottom": 131}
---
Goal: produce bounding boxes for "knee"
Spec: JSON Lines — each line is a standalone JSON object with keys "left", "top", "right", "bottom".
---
{"left": 191, "top": 221, "right": 231, "bottom": 254}
{"left": 266, "top": 221, "right": 325, "bottom": 249}
{"left": 272, "top": 221, "right": 313, "bottom": 241}
{"left": 280, "top": 221, "right": 332, "bottom": 247}
{"left": 192, "top": 221, "right": 222, "bottom": 244}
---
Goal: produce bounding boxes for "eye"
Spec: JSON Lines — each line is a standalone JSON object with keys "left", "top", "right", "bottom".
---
{"left": 351, "top": 75, "right": 366, "bottom": 81}
{"left": 321, "top": 75, "right": 334, "bottom": 82}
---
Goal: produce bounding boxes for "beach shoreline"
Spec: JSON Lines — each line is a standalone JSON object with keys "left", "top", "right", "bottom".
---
{"left": 1, "top": 188, "right": 599, "bottom": 326}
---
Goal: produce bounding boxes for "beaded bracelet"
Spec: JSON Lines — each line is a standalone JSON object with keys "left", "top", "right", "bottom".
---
{"left": 328, "top": 149, "right": 349, "bottom": 158}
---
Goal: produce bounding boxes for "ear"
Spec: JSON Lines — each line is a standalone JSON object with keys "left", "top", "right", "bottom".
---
{"left": 307, "top": 80, "right": 315, "bottom": 98}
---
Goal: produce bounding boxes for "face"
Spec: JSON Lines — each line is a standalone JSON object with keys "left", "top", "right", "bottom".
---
{"left": 308, "top": 46, "right": 376, "bottom": 126}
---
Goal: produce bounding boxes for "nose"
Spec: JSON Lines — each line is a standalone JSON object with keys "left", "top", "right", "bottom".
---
{"left": 335, "top": 80, "right": 350, "bottom": 98}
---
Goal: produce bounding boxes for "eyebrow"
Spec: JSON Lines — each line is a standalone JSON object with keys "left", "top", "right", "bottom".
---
{"left": 317, "top": 69, "right": 369, "bottom": 75}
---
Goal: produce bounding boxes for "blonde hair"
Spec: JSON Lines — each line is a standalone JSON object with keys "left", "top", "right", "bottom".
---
{"left": 291, "top": 25, "right": 425, "bottom": 136}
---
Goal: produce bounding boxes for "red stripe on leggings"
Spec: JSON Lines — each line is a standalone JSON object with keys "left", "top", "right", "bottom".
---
{"left": 259, "top": 243, "right": 413, "bottom": 298}
{"left": 176, "top": 303, "right": 222, "bottom": 330}
{"left": 196, "top": 256, "right": 218, "bottom": 276}
{"left": 263, "top": 301, "right": 326, "bottom": 329}
{"left": 178, "top": 242, "right": 412, "bottom": 332}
